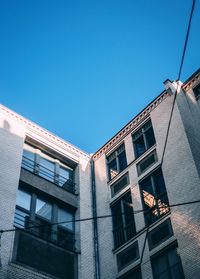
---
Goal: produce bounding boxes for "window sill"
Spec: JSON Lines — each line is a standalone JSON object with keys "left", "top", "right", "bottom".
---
{"left": 112, "top": 211, "right": 171, "bottom": 254}
{"left": 107, "top": 144, "right": 157, "bottom": 186}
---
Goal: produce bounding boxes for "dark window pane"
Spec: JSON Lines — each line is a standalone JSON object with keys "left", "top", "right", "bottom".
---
{"left": 112, "top": 192, "right": 136, "bottom": 248}
{"left": 146, "top": 126, "right": 156, "bottom": 149}
{"left": 108, "top": 158, "right": 118, "bottom": 180}
{"left": 36, "top": 198, "right": 52, "bottom": 221}
{"left": 118, "top": 151, "right": 127, "bottom": 172}
{"left": 111, "top": 173, "right": 129, "bottom": 197}
{"left": 140, "top": 168, "right": 169, "bottom": 225}
{"left": 152, "top": 247, "right": 184, "bottom": 279}
{"left": 134, "top": 135, "right": 146, "bottom": 157}
{"left": 59, "top": 167, "right": 73, "bottom": 186}
{"left": 57, "top": 227, "right": 75, "bottom": 251}
{"left": 148, "top": 219, "right": 173, "bottom": 250}
{"left": 16, "top": 190, "right": 31, "bottom": 210}
{"left": 14, "top": 208, "right": 30, "bottom": 229}
{"left": 194, "top": 84, "right": 200, "bottom": 99}
{"left": 15, "top": 231, "right": 75, "bottom": 279}
{"left": 117, "top": 242, "right": 139, "bottom": 271}
{"left": 112, "top": 201, "right": 123, "bottom": 229}
{"left": 34, "top": 217, "right": 52, "bottom": 241}
{"left": 154, "top": 169, "right": 166, "bottom": 196}
{"left": 58, "top": 208, "right": 73, "bottom": 231}
{"left": 107, "top": 144, "right": 127, "bottom": 180}
{"left": 137, "top": 151, "right": 157, "bottom": 175}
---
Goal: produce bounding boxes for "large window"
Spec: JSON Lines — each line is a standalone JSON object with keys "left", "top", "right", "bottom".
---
{"left": 151, "top": 246, "right": 185, "bottom": 279}
{"left": 107, "top": 144, "right": 127, "bottom": 181}
{"left": 139, "top": 168, "right": 169, "bottom": 225}
{"left": 22, "top": 143, "right": 75, "bottom": 193}
{"left": 14, "top": 188, "right": 75, "bottom": 251}
{"left": 111, "top": 191, "right": 136, "bottom": 249}
{"left": 117, "top": 241, "right": 139, "bottom": 271}
{"left": 132, "top": 120, "right": 156, "bottom": 158}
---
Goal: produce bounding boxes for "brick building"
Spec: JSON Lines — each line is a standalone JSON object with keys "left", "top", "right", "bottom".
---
{"left": 0, "top": 69, "right": 200, "bottom": 279}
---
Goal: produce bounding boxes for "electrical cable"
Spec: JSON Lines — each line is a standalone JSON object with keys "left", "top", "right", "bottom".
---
{"left": 160, "top": 0, "right": 196, "bottom": 166}
{"left": 0, "top": 198, "right": 200, "bottom": 234}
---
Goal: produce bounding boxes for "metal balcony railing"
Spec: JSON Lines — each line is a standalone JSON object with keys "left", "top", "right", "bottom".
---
{"left": 21, "top": 155, "right": 75, "bottom": 194}
{"left": 113, "top": 222, "right": 136, "bottom": 249}
{"left": 14, "top": 210, "right": 75, "bottom": 252}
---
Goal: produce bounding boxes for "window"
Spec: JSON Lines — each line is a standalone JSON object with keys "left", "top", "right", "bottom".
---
{"left": 117, "top": 241, "right": 139, "bottom": 271}
{"left": 151, "top": 246, "right": 185, "bottom": 279}
{"left": 107, "top": 144, "right": 127, "bottom": 180}
{"left": 14, "top": 188, "right": 75, "bottom": 251}
{"left": 132, "top": 120, "right": 156, "bottom": 158}
{"left": 193, "top": 83, "right": 200, "bottom": 100}
{"left": 22, "top": 143, "right": 75, "bottom": 193}
{"left": 118, "top": 266, "right": 142, "bottom": 279}
{"left": 148, "top": 219, "right": 173, "bottom": 250}
{"left": 137, "top": 150, "right": 157, "bottom": 176}
{"left": 111, "top": 173, "right": 129, "bottom": 198}
{"left": 111, "top": 191, "right": 136, "bottom": 249}
{"left": 139, "top": 168, "right": 169, "bottom": 225}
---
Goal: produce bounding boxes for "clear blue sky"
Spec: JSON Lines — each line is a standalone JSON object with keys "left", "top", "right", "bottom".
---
{"left": 0, "top": 0, "right": 199, "bottom": 153}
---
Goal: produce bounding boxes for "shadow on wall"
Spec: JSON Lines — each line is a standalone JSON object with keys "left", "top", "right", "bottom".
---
{"left": 3, "top": 120, "right": 11, "bottom": 131}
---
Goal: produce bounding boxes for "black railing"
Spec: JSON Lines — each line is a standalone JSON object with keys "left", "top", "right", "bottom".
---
{"left": 21, "top": 155, "right": 75, "bottom": 194}
{"left": 113, "top": 222, "right": 136, "bottom": 248}
{"left": 14, "top": 210, "right": 75, "bottom": 252}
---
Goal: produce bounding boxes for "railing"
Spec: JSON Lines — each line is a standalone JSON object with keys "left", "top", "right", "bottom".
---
{"left": 14, "top": 210, "right": 75, "bottom": 252}
{"left": 21, "top": 155, "right": 75, "bottom": 194}
{"left": 13, "top": 230, "right": 76, "bottom": 279}
{"left": 113, "top": 222, "right": 136, "bottom": 248}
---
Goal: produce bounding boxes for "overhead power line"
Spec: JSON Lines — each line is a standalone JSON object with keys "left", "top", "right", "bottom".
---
{"left": 0, "top": 198, "right": 200, "bottom": 234}
{"left": 160, "top": 0, "right": 196, "bottom": 166}
{"left": 141, "top": 0, "right": 196, "bottom": 262}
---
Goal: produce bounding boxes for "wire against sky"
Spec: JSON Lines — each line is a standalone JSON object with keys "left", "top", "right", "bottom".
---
{"left": 160, "top": 0, "right": 196, "bottom": 167}
{"left": 0, "top": 0, "right": 198, "bottom": 238}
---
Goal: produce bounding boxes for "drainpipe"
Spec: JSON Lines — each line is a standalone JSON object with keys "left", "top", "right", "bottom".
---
{"left": 0, "top": 231, "right": 2, "bottom": 267}
{"left": 91, "top": 158, "right": 100, "bottom": 279}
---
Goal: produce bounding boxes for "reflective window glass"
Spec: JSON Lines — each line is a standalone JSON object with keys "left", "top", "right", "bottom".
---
{"left": 16, "top": 190, "right": 31, "bottom": 210}
{"left": 58, "top": 208, "right": 73, "bottom": 231}
{"left": 36, "top": 198, "right": 52, "bottom": 221}
{"left": 22, "top": 149, "right": 35, "bottom": 172}
{"left": 39, "top": 157, "right": 55, "bottom": 182}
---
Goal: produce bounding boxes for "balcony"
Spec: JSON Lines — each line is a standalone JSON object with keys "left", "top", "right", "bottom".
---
{"left": 21, "top": 155, "right": 75, "bottom": 194}
{"left": 13, "top": 230, "right": 76, "bottom": 279}
{"left": 14, "top": 209, "right": 75, "bottom": 252}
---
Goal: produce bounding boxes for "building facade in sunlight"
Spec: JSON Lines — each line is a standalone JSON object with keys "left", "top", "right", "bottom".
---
{"left": 0, "top": 69, "right": 200, "bottom": 279}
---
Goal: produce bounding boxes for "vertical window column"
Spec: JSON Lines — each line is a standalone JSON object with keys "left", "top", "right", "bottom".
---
{"left": 107, "top": 144, "right": 127, "bottom": 181}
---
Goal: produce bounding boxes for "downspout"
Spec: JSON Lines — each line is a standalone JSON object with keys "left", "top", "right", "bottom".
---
{"left": 91, "top": 158, "right": 101, "bottom": 279}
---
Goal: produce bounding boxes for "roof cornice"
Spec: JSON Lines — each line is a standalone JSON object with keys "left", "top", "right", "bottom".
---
{"left": 182, "top": 68, "right": 200, "bottom": 91}
{"left": 0, "top": 104, "right": 91, "bottom": 160}
{"left": 93, "top": 90, "right": 169, "bottom": 161}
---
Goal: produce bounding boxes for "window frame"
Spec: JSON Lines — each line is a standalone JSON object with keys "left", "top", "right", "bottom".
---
{"left": 117, "top": 241, "right": 139, "bottom": 271}
{"left": 106, "top": 143, "right": 128, "bottom": 181}
{"left": 117, "top": 265, "right": 142, "bottom": 279}
{"left": 14, "top": 187, "right": 75, "bottom": 251}
{"left": 132, "top": 120, "right": 156, "bottom": 159}
{"left": 110, "top": 172, "right": 130, "bottom": 198}
{"left": 111, "top": 191, "right": 136, "bottom": 249}
{"left": 193, "top": 83, "right": 200, "bottom": 100}
{"left": 139, "top": 167, "right": 170, "bottom": 226}
{"left": 22, "top": 143, "right": 75, "bottom": 193}
{"left": 148, "top": 218, "right": 173, "bottom": 250}
{"left": 151, "top": 242, "right": 185, "bottom": 279}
